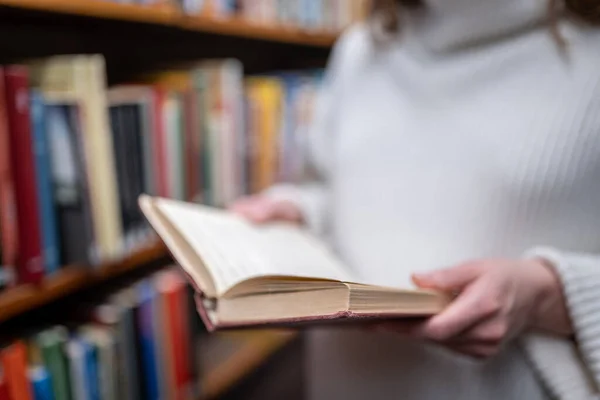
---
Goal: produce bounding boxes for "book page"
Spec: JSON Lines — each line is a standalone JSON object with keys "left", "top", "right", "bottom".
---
{"left": 155, "top": 199, "right": 353, "bottom": 295}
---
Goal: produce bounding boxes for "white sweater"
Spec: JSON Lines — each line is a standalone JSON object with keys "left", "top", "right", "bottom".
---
{"left": 268, "top": 0, "right": 600, "bottom": 399}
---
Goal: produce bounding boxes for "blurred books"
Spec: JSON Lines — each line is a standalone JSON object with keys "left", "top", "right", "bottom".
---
{"left": 0, "top": 55, "right": 321, "bottom": 292}
{"left": 179, "top": 0, "right": 369, "bottom": 32}
{"left": 0, "top": 267, "right": 202, "bottom": 400}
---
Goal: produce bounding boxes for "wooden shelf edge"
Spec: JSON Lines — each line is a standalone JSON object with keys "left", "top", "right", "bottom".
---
{"left": 0, "top": 241, "right": 168, "bottom": 323}
{"left": 0, "top": 0, "right": 176, "bottom": 24}
{"left": 181, "top": 15, "right": 337, "bottom": 47}
{"left": 201, "top": 331, "right": 297, "bottom": 399}
{"left": 0, "top": 0, "right": 338, "bottom": 47}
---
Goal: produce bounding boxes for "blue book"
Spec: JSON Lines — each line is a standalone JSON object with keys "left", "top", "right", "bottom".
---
{"left": 30, "top": 92, "right": 61, "bottom": 275}
{"left": 29, "top": 366, "right": 55, "bottom": 400}
{"left": 80, "top": 337, "right": 100, "bottom": 400}
{"left": 137, "top": 281, "right": 160, "bottom": 400}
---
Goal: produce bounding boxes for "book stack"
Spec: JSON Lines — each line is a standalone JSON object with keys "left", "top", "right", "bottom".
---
{"left": 180, "top": 0, "right": 369, "bottom": 31}
{"left": 0, "top": 55, "right": 322, "bottom": 291}
{"left": 0, "top": 267, "right": 202, "bottom": 400}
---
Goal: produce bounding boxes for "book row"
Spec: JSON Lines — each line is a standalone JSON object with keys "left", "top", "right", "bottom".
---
{"left": 0, "top": 267, "right": 202, "bottom": 400}
{"left": 0, "top": 56, "right": 321, "bottom": 288}
{"left": 180, "top": 0, "right": 368, "bottom": 31}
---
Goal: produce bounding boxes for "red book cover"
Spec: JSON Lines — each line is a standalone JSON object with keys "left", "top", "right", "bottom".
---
{"left": 0, "top": 362, "right": 10, "bottom": 400}
{"left": 164, "top": 271, "right": 191, "bottom": 400}
{"left": 0, "top": 68, "right": 17, "bottom": 287}
{"left": 3, "top": 66, "right": 43, "bottom": 284}
{"left": 152, "top": 88, "right": 169, "bottom": 198}
{"left": 1, "top": 341, "right": 33, "bottom": 400}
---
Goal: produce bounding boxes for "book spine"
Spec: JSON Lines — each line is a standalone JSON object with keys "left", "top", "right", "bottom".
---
{"left": 38, "top": 327, "right": 72, "bottom": 400}
{"left": 152, "top": 88, "right": 169, "bottom": 198}
{"left": 28, "top": 366, "right": 54, "bottom": 400}
{"left": 30, "top": 91, "right": 61, "bottom": 276}
{"left": 3, "top": 66, "right": 44, "bottom": 284}
{"left": 137, "top": 283, "right": 160, "bottom": 400}
{"left": 184, "top": 88, "right": 199, "bottom": 202}
{"left": 66, "top": 339, "right": 89, "bottom": 400}
{"left": 1, "top": 341, "right": 34, "bottom": 400}
{"left": 0, "top": 67, "right": 17, "bottom": 289}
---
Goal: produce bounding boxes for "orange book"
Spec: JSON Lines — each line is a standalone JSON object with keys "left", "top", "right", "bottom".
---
{"left": 1, "top": 341, "right": 33, "bottom": 400}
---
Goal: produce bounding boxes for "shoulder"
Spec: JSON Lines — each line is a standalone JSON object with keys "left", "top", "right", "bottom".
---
{"left": 325, "top": 23, "right": 375, "bottom": 82}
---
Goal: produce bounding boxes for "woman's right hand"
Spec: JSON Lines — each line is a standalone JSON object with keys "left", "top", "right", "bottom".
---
{"left": 229, "top": 195, "right": 305, "bottom": 225}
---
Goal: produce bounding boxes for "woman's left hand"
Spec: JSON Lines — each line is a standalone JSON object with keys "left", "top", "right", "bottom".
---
{"left": 378, "top": 258, "right": 573, "bottom": 359}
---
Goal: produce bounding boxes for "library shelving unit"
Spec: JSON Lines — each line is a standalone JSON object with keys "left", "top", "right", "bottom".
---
{"left": 0, "top": 0, "right": 337, "bottom": 398}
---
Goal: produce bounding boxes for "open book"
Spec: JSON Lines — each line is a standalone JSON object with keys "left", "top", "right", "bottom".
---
{"left": 139, "top": 195, "right": 449, "bottom": 331}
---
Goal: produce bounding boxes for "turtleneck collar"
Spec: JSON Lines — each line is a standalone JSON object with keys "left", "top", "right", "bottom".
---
{"left": 403, "top": 0, "right": 551, "bottom": 52}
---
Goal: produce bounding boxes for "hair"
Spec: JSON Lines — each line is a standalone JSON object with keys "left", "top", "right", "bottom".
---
{"left": 369, "top": 0, "right": 600, "bottom": 46}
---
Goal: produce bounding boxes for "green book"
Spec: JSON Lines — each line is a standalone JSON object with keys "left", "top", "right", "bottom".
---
{"left": 37, "top": 327, "right": 72, "bottom": 400}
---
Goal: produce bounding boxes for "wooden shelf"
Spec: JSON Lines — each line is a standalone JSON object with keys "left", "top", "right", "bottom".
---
{"left": 0, "top": 0, "right": 176, "bottom": 24}
{"left": 0, "top": 0, "right": 338, "bottom": 47}
{"left": 201, "top": 330, "right": 297, "bottom": 399}
{"left": 181, "top": 15, "right": 337, "bottom": 47}
{"left": 0, "top": 241, "right": 168, "bottom": 323}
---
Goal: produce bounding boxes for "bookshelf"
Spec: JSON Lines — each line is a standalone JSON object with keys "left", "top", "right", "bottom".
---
{"left": 0, "top": 0, "right": 338, "bottom": 47}
{"left": 0, "top": 0, "right": 347, "bottom": 397}
{"left": 0, "top": 242, "right": 168, "bottom": 323}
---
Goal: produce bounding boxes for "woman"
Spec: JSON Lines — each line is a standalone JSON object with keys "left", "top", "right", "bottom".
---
{"left": 232, "top": 0, "right": 600, "bottom": 398}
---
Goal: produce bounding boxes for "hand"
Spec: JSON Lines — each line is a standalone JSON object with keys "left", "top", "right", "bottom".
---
{"left": 229, "top": 195, "right": 304, "bottom": 225}
{"left": 377, "top": 258, "right": 572, "bottom": 359}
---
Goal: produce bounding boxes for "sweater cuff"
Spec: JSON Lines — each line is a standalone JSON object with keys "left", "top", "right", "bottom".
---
{"left": 263, "top": 183, "right": 329, "bottom": 236}
{"left": 521, "top": 247, "right": 600, "bottom": 398}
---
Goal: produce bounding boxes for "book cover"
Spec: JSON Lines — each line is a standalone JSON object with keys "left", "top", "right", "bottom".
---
{"left": 45, "top": 103, "right": 95, "bottom": 265}
{"left": 1, "top": 341, "right": 34, "bottom": 400}
{"left": 0, "top": 364, "right": 9, "bottom": 400}
{"left": 152, "top": 88, "right": 169, "bottom": 198}
{"left": 30, "top": 90, "right": 61, "bottom": 275}
{"left": 0, "top": 67, "right": 17, "bottom": 289}
{"left": 29, "top": 366, "right": 54, "bottom": 400}
{"left": 3, "top": 66, "right": 44, "bottom": 284}
{"left": 65, "top": 338, "right": 88, "bottom": 400}
{"left": 137, "top": 281, "right": 160, "bottom": 400}
{"left": 80, "top": 337, "right": 100, "bottom": 400}
{"left": 109, "top": 105, "right": 136, "bottom": 252}
{"left": 36, "top": 327, "right": 72, "bottom": 400}
{"left": 31, "top": 55, "right": 124, "bottom": 262}
{"left": 113, "top": 290, "right": 142, "bottom": 400}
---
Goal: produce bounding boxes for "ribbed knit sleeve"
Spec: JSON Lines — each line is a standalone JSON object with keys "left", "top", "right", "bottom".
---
{"left": 522, "top": 248, "right": 600, "bottom": 399}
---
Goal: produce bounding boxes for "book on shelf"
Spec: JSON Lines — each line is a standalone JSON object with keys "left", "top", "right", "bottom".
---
{"left": 140, "top": 196, "right": 450, "bottom": 331}
{"left": 0, "top": 52, "right": 322, "bottom": 289}
{"left": 0, "top": 268, "right": 201, "bottom": 400}
{"left": 178, "top": 0, "right": 369, "bottom": 32}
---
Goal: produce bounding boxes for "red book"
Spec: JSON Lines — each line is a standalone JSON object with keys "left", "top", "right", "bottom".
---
{"left": 0, "top": 362, "right": 10, "bottom": 400}
{"left": 1, "top": 341, "right": 33, "bottom": 400}
{"left": 158, "top": 270, "right": 191, "bottom": 400}
{"left": 0, "top": 68, "right": 17, "bottom": 287}
{"left": 3, "top": 66, "right": 43, "bottom": 284}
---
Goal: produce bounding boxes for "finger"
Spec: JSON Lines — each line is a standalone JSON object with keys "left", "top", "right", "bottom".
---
{"left": 445, "top": 342, "right": 500, "bottom": 360}
{"left": 444, "top": 319, "right": 509, "bottom": 345}
{"left": 232, "top": 199, "right": 276, "bottom": 224}
{"left": 269, "top": 201, "right": 303, "bottom": 224}
{"left": 412, "top": 262, "right": 482, "bottom": 292}
{"left": 419, "top": 281, "right": 500, "bottom": 341}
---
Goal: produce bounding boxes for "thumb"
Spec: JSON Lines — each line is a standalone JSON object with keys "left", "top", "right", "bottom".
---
{"left": 412, "top": 263, "right": 482, "bottom": 291}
